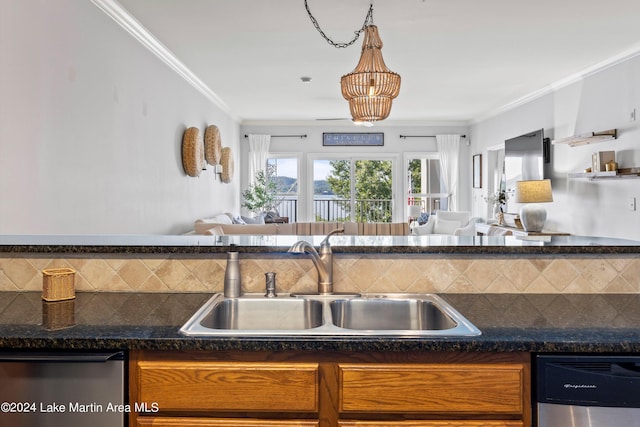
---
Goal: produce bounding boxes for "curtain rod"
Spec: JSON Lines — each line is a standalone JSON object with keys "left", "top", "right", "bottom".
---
{"left": 244, "top": 134, "right": 307, "bottom": 139}
{"left": 399, "top": 134, "right": 466, "bottom": 139}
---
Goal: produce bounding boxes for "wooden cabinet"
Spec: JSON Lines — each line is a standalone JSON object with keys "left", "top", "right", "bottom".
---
{"left": 137, "top": 418, "right": 318, "bottom": 426}
{"left": 338, "top": 422, "right": 522, "bottom": 426}
{"left": 135, "top": 360, "right": 318, "bottom": 412}
{"left": 338, "top": 364, "right": 523, "bottom": 414}
{"left": 130, "top": 351, "right": 530, "bottom": 427}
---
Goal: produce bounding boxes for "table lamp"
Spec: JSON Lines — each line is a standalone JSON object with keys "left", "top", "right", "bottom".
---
{"left": 408, "top": 205, "right": 422, "bottom": 224}
{"left": 515, "top": 179, "right": 553, "bottom": 232}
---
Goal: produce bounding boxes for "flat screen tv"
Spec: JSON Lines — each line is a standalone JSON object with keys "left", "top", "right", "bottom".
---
{"left": 504, "top": 128, "right": 549, "bottom": 194}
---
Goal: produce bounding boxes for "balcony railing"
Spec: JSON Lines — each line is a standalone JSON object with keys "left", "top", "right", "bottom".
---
{"left": 313, "top": 198, "right": 393, "bottom": 222}
{"left": 276, "top": 196, "right": 448, "bottom": 223}
{"left": 275, "top": 197, "right": 298, "bottom": 222}
{"left": 276, "top": 197, "right": 393, "bottom": 223}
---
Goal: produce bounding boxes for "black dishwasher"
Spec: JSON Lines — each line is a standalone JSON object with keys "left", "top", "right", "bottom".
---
{"left": 536, "top": 354, "right": 640, "bottom": 426}
{"left": 0, "top": 351, "right": 125, "bottom": 427}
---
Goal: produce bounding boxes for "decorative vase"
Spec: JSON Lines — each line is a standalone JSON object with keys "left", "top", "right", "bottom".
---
{"left": 493, "top": 204, "right": 501, "bottom": 219}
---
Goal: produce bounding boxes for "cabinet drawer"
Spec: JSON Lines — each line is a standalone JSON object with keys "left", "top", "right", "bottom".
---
{"left": 137, "top": 417, "right": 319, "bottom": 426}
{"left": 136, "top": 361, "right": 318, "bottom": 412}
{"left": 338, "top": 363, "right": 523, "bottom": 414}
{"left": 338, "top": 422, "right": 523, "bottom": 427}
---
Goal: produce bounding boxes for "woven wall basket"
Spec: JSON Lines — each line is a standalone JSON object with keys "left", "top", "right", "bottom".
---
{"left": 182, "top": 127, "right": 204, "bottom": 177}
{"left": 204, "top": 125, "right": 222, "bottom": 165}
{"left": 220, "top": 147, "right": 234, "bottom": 183}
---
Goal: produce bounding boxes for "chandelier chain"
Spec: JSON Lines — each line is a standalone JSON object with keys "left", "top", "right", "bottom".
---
{"left": 304, "top": 0, "right": 373, "bottom": 48}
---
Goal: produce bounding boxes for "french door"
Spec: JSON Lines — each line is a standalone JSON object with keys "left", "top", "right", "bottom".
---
{"left": 311, "top": 158, "right": 393, "bottom": 222}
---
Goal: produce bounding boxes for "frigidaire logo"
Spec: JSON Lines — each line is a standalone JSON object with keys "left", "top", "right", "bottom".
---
{"left": 564, "top": 384, "right": 597, "bottom": 389}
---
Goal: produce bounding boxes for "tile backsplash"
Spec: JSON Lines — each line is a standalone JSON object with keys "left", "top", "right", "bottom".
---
{"left": 1, "top": 254, "right": 639, "bottom": 294}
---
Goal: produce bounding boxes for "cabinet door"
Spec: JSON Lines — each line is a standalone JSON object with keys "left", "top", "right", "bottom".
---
{"left": 338, "top": 422, "right": 523, "bottom": 427}
{"left": 137, "top": 418, "right": 319, "bottom": 426}
{"left": 338, "top": 363, "right": 524, "bottom": 414}
{"left": 135, "top": 361, "right": 318, "bottom": 412}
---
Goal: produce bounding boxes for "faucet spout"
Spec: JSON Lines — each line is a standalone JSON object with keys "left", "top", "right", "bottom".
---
{"left": 288, "top": 228, "right": 344, "bottom": 295}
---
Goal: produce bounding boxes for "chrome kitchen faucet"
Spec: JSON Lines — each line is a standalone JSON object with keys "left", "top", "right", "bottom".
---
{"left": 287, "top": 228, "right": 344, "bottom": 295}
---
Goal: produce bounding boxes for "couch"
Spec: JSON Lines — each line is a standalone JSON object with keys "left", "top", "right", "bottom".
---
{"left": 410, "top": 210, "right": 482, "bottom": 236}
{"left": 192, "top": 213, "right": 409, "bottom": 236}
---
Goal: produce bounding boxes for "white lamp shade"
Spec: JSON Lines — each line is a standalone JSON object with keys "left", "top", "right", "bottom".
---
{"left": 408, "top": 205, "right": 422, "bottom": 218}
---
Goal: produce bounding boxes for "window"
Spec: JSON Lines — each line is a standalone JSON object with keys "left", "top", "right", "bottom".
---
{"left": 406, "top": 154, "right": 448, "bottom": 214}
{"left": 313, "top": 159, "right": 348, "bottom": 221}
{"left": 267, "top": 156, "right": 299, "bottom": 222}
{"left": 312, "top": 158, "right": 393, "bottom": 222}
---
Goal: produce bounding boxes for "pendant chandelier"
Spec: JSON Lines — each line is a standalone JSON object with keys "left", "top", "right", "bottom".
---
{"left": 305, "top": 1, "right": 401, "bottom": 122}
{"left": 341, "top": 25, "right": 401, "bottom": 122}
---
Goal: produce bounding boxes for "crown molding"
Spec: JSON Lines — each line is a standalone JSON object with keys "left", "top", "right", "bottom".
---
{"left": 92, "top": 0, "right": 640, "bottom": 128}
{"left": 240, "top": 119, "right": 471, "bottom": 128}
{"left": 472, "top": 42, "right": 640, "bottom": 125}
{"left": 90, "top": 0, "right": 238, "bottom": 122}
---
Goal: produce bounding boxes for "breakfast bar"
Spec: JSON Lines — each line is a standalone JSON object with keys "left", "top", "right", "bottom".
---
{"left": 1, "top": 235, "right": 640, "bottom": 426}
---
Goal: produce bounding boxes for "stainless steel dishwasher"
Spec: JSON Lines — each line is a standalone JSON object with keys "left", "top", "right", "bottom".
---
{"left": 0, "top": 351, "right": 125, "bottom": 426}
{"left": 536, "top": 354, "right": 640, "bottom": 426}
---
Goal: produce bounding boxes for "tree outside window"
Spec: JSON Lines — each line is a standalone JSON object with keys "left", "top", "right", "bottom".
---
{"left": 321, "top": 159, "right": 393, "bottom": 222}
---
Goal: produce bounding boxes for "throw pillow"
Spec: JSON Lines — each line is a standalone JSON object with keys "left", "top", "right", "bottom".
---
{"left": 232, "top": 215, "right": 246, "bottom": 224}
{"left": 418, "top": 212, "right": 430, "bottom": 225}
{"left": 241, "top": 214, "right": 265, "bottom": 225}
{"left": 434, "top": 218, "right": 461, "bottom": 235}
{"left": 195, "top": 213, "right": 233, "bottom": 225}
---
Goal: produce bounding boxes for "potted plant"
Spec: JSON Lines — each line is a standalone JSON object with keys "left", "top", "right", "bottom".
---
{"left": 241, "top": 170, "right": 278, "bottom": 216}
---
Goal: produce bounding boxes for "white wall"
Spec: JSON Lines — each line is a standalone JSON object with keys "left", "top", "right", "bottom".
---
{"left": 471, "top": 55, "right": 640, "bottom": 240}
{"left": 240, "top": 123, "right": 470, "bottom": 222}
{"left": 0, "top": 0, "right": 240, "bottom": 235}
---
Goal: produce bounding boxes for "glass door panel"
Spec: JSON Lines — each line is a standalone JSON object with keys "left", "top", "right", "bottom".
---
{"left": 354, "top": 159, "right": 392, "bottom": 222}
{"left": 312, "top": 158, "right": 393, "bottom": 222}
{"left": 313, "top": 159, "right": 352, "bottom": 221}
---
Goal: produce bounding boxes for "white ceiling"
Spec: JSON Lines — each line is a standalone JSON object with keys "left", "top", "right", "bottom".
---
{"left": 116, "top": 0, "right": 640, "bottom": 124}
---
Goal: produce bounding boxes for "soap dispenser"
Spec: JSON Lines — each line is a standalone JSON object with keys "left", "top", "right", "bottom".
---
{"left": 223, "top": 245, "right": 242, "bottom": 297}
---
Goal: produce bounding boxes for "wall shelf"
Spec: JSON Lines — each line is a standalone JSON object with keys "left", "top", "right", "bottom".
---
{"left": 568, "top": 167, "right": 640, "bottom": 180}
{"left": 552, "top": 129, "right": 617, "bottom": 147}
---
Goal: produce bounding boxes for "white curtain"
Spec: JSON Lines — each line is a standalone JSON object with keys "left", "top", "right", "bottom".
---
{"left": 436, "top": 134, "right": 460, "bottom": 211}
{"left": 247, "top": 134, "right": 271, "bottom": 186}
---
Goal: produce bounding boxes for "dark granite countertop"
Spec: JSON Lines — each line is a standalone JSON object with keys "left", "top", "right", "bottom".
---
{"left": 1, "top": 292, "right": 640, "bottom": 353}
{"left": 1, "top": 234, "right": 640, "bottom": 255}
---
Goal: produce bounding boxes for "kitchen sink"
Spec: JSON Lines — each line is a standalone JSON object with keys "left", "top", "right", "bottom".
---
{"left": 330, "top": 297, "right": 458, "bottom": 331}
{"left": 180, "top": 293, "right": 480, "bottom": 337}
{"left": 187, "top": 297, "right": 324, "bottom": 332}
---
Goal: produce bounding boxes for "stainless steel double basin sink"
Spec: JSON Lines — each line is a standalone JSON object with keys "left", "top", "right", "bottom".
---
{"left": 180, "top": 293, "right": 481, "bottom": 337}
